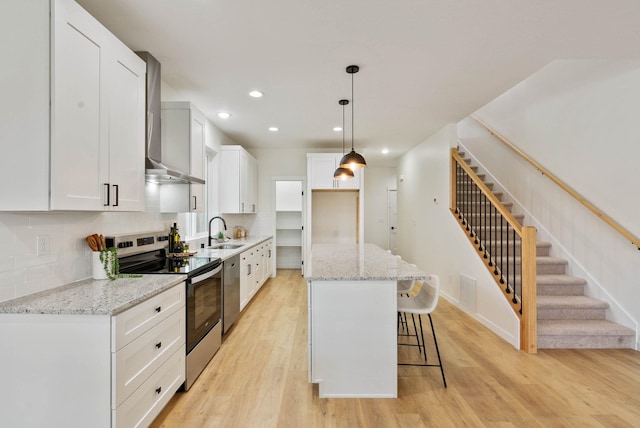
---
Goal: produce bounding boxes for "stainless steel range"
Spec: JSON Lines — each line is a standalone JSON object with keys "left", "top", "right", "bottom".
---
{"left": 106, "top": 231, "right": 222, "bottom": 391}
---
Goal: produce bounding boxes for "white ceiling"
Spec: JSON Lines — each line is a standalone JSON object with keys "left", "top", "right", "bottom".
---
{"left": 77, "top": 0, "right": 640, "bottom": 166}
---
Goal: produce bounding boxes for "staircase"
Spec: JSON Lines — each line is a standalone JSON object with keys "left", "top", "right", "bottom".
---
{"left": 458, "top": 151, "right": 635, "bottom": 349}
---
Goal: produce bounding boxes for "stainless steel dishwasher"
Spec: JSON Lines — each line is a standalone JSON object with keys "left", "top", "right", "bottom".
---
{"left": 223, "top": 255, "right": 241, "bottom": 334}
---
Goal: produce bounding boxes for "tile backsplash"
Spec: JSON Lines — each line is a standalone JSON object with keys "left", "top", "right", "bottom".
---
{"left": 0, "top": 211, "right": 176, "bottom": 303}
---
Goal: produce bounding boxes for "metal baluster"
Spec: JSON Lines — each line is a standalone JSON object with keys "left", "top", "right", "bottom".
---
{"left": 504, "top": 223, "right": 510, "bottom": 291}
{"left": 465, "top": 173, "right": 470, "bottom": 230}
{"left": 477, "top": 181, "right": 481, "bottom": 242}
{"left": 500, "top": 216, "right": 505, "bottom": 285}
{"left": 482, "top": 192, "right": 488, "bottom": 257}
{"left": 488, "top": 203, "right": 494, "bottom": 267}
{"left": 456, "top": 163, "right": 461, "bottom": 218}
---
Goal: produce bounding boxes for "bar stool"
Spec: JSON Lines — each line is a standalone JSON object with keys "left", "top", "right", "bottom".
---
{"left": 397, "top": 274, "right": 447, "bottom": 388}
{"left": 397, "top": 264, "right": 416, "bottom": 333}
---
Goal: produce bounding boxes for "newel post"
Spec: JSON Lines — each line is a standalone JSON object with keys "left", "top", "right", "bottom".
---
{"left": 520, "top": 226, "right": 537, "bottom": 353}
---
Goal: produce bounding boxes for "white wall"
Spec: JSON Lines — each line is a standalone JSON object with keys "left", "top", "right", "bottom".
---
{"left": 0, "top": 211, "right": 175, "bottom": 303}
{"left": 464, "top": 59, "right": 640, "bottom": 340}
{"left": 397, "top": 125, "right": 520, "bottom": 347}
{"left": 364, "top": 167, "right": 397, "bottom": 250}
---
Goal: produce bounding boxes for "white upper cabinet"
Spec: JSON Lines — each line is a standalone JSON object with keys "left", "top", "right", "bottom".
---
{"left": 0, "top": 0, "right": 145, "bottom": 211}
{"left": 159, "top": 102, "right": 206, "bottom": 213}
{"left": 307, "top": 153, "right": 361, "bottom": 190}
{"left": 219, "top": 146, "right": 258, "bottom": 214}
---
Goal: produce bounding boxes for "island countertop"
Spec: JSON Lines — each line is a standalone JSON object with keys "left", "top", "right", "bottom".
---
{"left": 0, "top": 274, "right": 187, "bottom": 316}
{"left": 306, "top": 243, "right": 426, "bottom": 281}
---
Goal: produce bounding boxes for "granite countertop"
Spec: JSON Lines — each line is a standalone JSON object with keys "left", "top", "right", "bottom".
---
{"left": 0, "top": 274, "right": 186, "bottom": 316}
{"left": 0, "top": 236, "right": 274, "bottom": 317}
{"left": 194, "top": 235, "right": 272, "bottom": 261}
{"left": 306, "top": 243, "right": 427, "bottom": 281}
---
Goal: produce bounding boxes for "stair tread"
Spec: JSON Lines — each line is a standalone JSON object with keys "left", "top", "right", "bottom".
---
{"left": 537, "top": 295, "right": 608, "bottom": 309}
{"left": 536, "top": 274, "right": 587, "bottom": 285}
{"left": 538, "top": 319, "right": 635, "bottom": 336}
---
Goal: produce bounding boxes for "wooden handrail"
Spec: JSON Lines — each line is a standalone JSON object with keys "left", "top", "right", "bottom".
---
{"left": 472, "top": 114, "right": 640, "bottom": 250}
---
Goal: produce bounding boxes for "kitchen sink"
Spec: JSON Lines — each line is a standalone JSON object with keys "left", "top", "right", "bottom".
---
{"left": 208, "top": 243, "right": 244, "bottom": 250}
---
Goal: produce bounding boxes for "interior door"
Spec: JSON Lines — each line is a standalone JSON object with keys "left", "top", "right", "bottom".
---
{"left": 388, "top": 189, "right": 397, "bottom": 253}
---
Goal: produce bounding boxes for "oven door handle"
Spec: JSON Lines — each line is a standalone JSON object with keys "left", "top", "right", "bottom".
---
{"left": 190, "top": 263, "right": 223, "bottom": 283}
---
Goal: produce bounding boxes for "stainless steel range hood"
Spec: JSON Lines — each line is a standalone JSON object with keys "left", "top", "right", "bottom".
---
{"left": 145, "top": 159, "right": 205, "bottom": 184}
{"left": 137, "top": 51, "right": 204, "bottom": 185}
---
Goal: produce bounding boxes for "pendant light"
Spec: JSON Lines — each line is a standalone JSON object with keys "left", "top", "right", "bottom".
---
{"left": 340, "top": 65, "right": 367, "bottom": 170}
{"left": 333, "top": 99, "right": 354, "bottom": 180}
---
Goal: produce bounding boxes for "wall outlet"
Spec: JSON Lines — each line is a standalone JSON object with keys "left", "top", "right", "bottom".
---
{"left": 37, "top": 235, "right": 51, "bottom": 256}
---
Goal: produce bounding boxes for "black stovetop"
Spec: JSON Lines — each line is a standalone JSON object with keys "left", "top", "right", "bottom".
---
{"left": 119, "top": 249, "right": 221, "bottom": 276}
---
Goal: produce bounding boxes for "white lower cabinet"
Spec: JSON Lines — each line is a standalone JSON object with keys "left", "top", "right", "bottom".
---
{"left": 112, "top": 285, "right": 186, "bottom": 426}
{"left": 239, "top": 239, "right": 273, "bottom": 311}
{"left": 0, "top": 283, "right": 185, "bottom": 427}
{"left": 113, "top": 344, "right": 185, "bottom": 428}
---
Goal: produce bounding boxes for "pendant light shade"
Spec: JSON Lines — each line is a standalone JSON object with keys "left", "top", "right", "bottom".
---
{"left": 334, "top": 99, "right": 354, "bottom": 180}
{"left": 340, "top": 65, "right": 367, "bottom": 170}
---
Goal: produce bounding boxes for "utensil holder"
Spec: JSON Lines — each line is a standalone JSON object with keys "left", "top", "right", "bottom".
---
{"left": 92, "top": 250, "right": 116, "bottom": 280}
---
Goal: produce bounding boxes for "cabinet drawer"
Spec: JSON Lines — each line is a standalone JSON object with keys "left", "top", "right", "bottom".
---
{"left": 113, "top": 308, "right": 185, "bottom": 408}
{"left": 113, "top": 345, "right": 185, "bottom": 428}
{"left": 112, "top": 284, "right": 185, "bottom": 351}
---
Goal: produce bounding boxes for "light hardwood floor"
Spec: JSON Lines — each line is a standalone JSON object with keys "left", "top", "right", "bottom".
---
{"left": 150, "top": 269, "right": 640, "bottom": 427}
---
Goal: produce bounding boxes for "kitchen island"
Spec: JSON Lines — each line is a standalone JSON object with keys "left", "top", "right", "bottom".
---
{"left": 306, "top": 243, "right": 426, "bottom": 398}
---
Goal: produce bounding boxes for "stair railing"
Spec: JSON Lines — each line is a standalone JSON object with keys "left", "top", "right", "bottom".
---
{"left": 450, "top": 148, "right": 538, "bottom": 353}
{"left": 472, "top": 115, "right": 640, "bottom": 251}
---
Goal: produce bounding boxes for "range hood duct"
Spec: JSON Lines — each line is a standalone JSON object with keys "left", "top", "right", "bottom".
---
{"left": 136, "top": 51, "right": 204, "bottom": 185}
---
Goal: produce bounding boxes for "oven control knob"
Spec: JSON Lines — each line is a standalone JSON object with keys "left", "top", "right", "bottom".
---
{"left": 118, "top": 242, "right": 126, "bottom": 248}
{"left": 126, "top": 241, "right": 134, "bottom": 248}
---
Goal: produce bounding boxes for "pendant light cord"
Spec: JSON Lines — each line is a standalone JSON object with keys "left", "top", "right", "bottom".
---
{"left": 339, "top": 99, "right": 349, "bottom": 154}
{"left": 351, "top": 71, "right": 355, "bottom": 152}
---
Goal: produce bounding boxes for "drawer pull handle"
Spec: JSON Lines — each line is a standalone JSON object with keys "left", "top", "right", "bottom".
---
{"left": 155, "top": 387, "right": 162, "bottom": 394}
{"left": 155, "top": 342, "right": 162, "bottom": 349}
{"left": 155, "top": 306, "right": 161, "bottom": 313}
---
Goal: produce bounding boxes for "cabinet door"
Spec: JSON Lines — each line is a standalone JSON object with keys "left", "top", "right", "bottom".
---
{"left": 190, "top": 183, "right": 205, "bottom": 213}
{"left": 264, "top": 240, "right": 273, "bottom": 280}
{"left": 106, "top": 47, "right": 146, "bottom": 211}
{"left": 310, "top": 156, "right": 337, "bottom": 189}
{"left": 50, "top": 0, "right": 107, "bottom": 210}
{"left": 248, "top": 156, "right": 258, "bottom": 213}
{"left": 190, "top": 110, "right": 205, "bottom": 181}
{"left": 239, "top": 252, "right": 251, "bottom": 310}
{"left": 239, "top": 152, "right": 258, "bottom": 213}
{"left": 219, "top": 148, "right": 241, "bottom": 213}
{"left": 275, "top": 181, "right": 302, "bottom": 211}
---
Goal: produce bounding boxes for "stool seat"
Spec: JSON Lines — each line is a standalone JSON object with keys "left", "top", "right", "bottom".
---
{"left": 397, "top": 274, "right": 447, "bottom": 388}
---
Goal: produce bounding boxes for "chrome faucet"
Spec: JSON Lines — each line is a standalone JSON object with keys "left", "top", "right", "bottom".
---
{"left": 208, "top": 216, "right": 227, "bottom": 246}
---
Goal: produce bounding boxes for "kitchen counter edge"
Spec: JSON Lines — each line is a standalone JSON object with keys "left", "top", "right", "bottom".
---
{"left": 0, "top": 274, "right": 187, "bottom": 316}
{"left": 306, "top": 243, "right": 427, "bottom": 282}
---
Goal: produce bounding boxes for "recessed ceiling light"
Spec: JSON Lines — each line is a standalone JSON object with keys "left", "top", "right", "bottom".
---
{"left": 217, "top": 112, "right": 231, "bottom": 119}
{"left": 381, "top": 148, "right": 389, "bottom": 154}
{"left": 269, "top": 127, "right": 278, "bottom": 132}
{"left": 249, "top": 90, "right": 263, "bottom": 98}
{"left": 333, "top": 127, "right": 342, "bottom": 132}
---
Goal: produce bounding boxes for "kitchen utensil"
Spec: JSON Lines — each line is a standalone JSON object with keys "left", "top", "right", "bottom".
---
{"left": 86, "top": 235, "right": 99, "bottom": 251}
